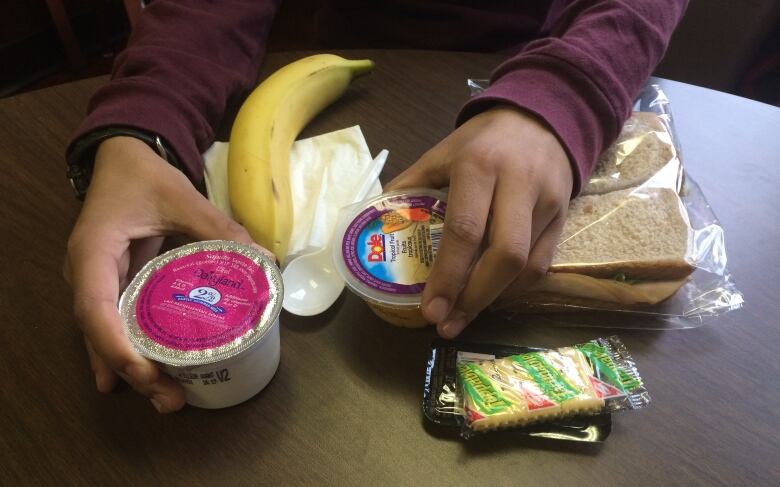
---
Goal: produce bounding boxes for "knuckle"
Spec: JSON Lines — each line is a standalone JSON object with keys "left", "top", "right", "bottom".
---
{"left": 71, "top": 293, "right": 111, "bottom": 336}
{"left": 224, "top": 218, "right": 251, "bottom": 242}
{"left": 71, "top": 293, "right": 93, "bottom": 328}
{"left": 446, "top": 215, "right": 483, "bottom": 246}
{"left": 538, "top": 192, "right": 566, "bottom": 216}
{"left": 65, "top": 225, "right": 98, "bottom": 270}
{"left": 494, "top": 244, "right": 529, "bottom": 273}
{"left": 152, "top": 171, "right": 193, "bottom": 207}
{"left": 518, "top": 159, "right": 566, "bottom": 201}
{"left": 523, "top": 263, "right": 548, "bottom": 284}
{"left": 462, "top": 140, "right": 500, "bottom": 169}
{"left": 66, "top": 229, "right": 85, "bottom": 258}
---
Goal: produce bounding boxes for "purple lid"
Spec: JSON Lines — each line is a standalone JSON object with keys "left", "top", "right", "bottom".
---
{"left": 339, "top": 192, "right": 447, "bottom": 298}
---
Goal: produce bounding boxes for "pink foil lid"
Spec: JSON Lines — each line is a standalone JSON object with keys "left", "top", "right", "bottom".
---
{"left": 119, "top": 241, "right": 282, "bottom": 367}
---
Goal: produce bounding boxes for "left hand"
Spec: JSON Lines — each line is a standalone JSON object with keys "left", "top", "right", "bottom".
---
{"left": 63, "top": 137, "right": 259, "bottom": 413}
{"left": 385, "top": 105, "right": 573, "bottom": 338}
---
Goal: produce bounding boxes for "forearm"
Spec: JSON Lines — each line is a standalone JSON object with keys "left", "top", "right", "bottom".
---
{"left": 459, "top": 0, "right": 688, "bottom": 195}
{"left": 67, "top": 0, "right": 279, "bottom": 183}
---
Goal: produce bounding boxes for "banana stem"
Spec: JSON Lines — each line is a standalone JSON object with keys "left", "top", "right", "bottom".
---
{"left": 350, "top": 60, "right": 375, "bottom": 78}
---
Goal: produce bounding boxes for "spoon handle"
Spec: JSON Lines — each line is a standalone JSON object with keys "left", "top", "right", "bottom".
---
{"left": 353, "top": 149, "right": 387, "bottom": 204}
{"left": 305, "top": 149, "right": 387, "bottom": 250}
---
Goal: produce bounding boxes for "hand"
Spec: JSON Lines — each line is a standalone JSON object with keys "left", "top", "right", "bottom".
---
{"left": 385, "top": 105, "right": 573, "bottom": 338}
{"left": 64, "top": 137, "right": 256, "bottom": 412}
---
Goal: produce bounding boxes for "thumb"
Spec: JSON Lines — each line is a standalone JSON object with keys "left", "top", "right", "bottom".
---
{"left": 167, "top": 185, "right": 256, "bottom": 247}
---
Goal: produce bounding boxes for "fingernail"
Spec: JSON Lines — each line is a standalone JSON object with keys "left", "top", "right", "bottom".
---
{"left": 425, "top": 297, "right": 450, "bottom": 323}
{"left": 95, "top": 374, "right": 110, "bottom": 393}
{"left": 441, "top": 317, "right": 467, "bottom": 339}
{"left": 150, "top": 395, "right": 166, "bottom": 413}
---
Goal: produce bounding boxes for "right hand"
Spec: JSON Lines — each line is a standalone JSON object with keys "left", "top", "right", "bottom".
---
{"left": 64, "top": 136, "right": 256, "bottom": 413}
{"left": 385, "top": 106, "right": 572, "bottom": 338}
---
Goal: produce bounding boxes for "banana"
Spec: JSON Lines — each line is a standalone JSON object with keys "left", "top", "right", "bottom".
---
{"left": 228, "top": 54, "right": 374, "bottom": 264}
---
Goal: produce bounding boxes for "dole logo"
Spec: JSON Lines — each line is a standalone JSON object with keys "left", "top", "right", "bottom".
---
{"left": 367, "top": 234, "right": 386, "bottom": 262}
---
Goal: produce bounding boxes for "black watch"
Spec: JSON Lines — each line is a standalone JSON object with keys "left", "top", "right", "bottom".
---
{"left": 66, "top": 126, "right": 180, "bottom": 200}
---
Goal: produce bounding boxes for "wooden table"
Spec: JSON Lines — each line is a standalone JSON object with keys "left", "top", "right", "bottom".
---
{"left": 1, "top": 50, "right": 778, "bottom": 486}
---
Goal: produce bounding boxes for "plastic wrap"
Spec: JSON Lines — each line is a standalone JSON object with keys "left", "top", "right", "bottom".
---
{"left": 468, "top": 79, "right": 744, "bottom": 328}
{"left": 423, "top": 336, "right": 648, "bottom": 440}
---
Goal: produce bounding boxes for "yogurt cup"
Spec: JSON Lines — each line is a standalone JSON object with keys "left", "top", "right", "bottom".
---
{"left": 333, "top": 189, "right": 447, "bottom": 327}
{"left": 119, "top": 240, "right": 282, "bottom": 409}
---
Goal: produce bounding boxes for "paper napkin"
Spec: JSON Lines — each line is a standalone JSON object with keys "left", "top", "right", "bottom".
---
{"left": 202, "top": 125, "right": 384, "bottom": 261}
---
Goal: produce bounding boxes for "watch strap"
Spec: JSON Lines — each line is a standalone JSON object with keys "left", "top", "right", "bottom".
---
{"left": 66, "top": 126, "right": 180, "bottom": 200}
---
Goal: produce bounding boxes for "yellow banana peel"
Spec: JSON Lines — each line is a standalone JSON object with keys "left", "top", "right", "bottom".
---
{"left": 228, "top": 54, "right": 374, "bottom": 263}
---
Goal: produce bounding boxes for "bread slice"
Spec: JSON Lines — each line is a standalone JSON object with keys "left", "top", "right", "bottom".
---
{"left": 496, "top": 183, "right": 693, "bottom": 310}
{"left": 549, "top": 186, "right": 693, "bottom": 280}
{"left": 517, "top": 273, "right": 688, "bottom": 308}
{"left": 581, "top": 112, "right": 678, "bottom": 195}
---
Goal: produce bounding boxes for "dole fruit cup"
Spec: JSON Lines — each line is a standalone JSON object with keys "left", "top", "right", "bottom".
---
{"left": 333, "top": 189, "right": 447, "bottom": 327}
{"left": 119, "top": 240, "right": 282, "bottom": 409}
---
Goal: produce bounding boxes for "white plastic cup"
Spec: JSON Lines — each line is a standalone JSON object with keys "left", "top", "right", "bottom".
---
{"left": 119, "top": 240, "right": 283, "bottom": 408}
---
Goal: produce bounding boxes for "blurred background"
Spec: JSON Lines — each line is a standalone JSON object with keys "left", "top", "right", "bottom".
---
{"left": 1, "top": 0, "right": 778, "bottom": 105}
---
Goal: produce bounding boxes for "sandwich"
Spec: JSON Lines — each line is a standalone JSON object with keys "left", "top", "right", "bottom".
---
{"left": 497, "top": 112, "right": 694, "bottom": 311}
{"left": 581, "top": 111, "right": 680, "bottom": 195}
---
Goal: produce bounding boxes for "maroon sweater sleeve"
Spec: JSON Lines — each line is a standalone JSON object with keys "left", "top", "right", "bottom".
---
{"left": 458, "top": 0, "right": 688, "bottom": 195}
{"left": 67, "top": 0, "right": 279, "bottom": 184}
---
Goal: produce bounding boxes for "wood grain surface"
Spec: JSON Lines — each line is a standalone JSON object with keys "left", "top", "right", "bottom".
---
{"left": 0, "top": 50, "right": 778, "bottom": 487}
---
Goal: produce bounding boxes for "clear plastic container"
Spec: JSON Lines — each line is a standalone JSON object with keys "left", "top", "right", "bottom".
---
{"left": 332, "top": 189, "right": 448, "bottom": 327}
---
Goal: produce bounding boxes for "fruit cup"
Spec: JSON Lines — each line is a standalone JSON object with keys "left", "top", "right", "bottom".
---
{"left": 333, "top": 189, "right": 448, "bottom": 327}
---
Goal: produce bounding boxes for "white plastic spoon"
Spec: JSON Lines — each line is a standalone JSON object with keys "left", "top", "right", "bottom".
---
{"left": 282, "top": 150, "right": 387, "bottom": 316}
